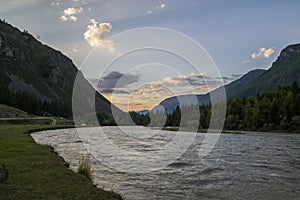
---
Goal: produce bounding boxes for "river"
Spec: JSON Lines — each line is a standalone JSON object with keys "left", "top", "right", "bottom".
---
{"left": 31, "top": 126, "right": 300, "bottom": 199}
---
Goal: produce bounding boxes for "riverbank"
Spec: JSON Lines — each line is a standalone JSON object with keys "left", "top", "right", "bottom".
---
{"left": 0, "top": 124, "right": 122, "bottom": 199}
{"left": 161, "top": 126, "right": 300, "bottom": 134}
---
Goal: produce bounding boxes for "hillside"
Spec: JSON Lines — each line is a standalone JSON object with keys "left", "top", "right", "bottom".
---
{"left": 0, "top": 104, "right": 32, "bottom": 118}
{"left": 0, "top": 20, "right": 120, "bottom": 117}
{"left": 236, "top": 43, "right": 300, "bottom": 98}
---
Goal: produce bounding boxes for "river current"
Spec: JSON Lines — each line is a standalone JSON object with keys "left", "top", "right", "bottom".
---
{"left": 31, "top": 126, "right": 300, "bottom": 199}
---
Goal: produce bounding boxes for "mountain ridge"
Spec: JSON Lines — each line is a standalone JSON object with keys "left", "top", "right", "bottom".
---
{"left": 154, "top": 68, "right": 266, "bottom": 113}
{"left": 153, "top": 43, "right": 300, "bottom": 113}
{"left": 0, "top": 20, "right": 120, "bottom": 117}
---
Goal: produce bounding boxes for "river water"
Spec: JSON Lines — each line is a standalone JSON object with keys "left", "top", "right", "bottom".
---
{"left": 31, "top": 126, "right": 300, "bottom": 199}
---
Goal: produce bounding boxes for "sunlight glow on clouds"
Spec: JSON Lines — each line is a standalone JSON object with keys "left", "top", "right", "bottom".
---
{"left": 83, "top": 19, "right": 114, "bottom": 51}
{"left": 251, "top": 47, "right": 275, "bottom": 59}
{"left": 60, "top": 7, "right": 84, "bottom": 22}
{"left": 90, "top": 71, "right": 232, "bottom": 111}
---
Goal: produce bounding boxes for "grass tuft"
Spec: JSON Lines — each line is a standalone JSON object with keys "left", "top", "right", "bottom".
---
{"left": 78, "top": 157, "right": 93, "bottom": 181}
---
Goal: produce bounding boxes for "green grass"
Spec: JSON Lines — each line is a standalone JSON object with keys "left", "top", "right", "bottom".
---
{"left": 0, "top": 124, "right": 122, "bottom": 200}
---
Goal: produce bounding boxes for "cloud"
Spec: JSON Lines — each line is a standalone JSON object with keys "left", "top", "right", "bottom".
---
{"left": 231, "top": 73, "right": 243, "bottom": 79}
{"left": 51, "top": 1, "right": 60, "bottom": 6}
{"left": 98, "top": 72, "right": 234, "bottom": 111}
{"left": 159, "top": 73, "right": 230, "bottom": 88}
{"left": 83, "top": 19, "right": 113, "bottom": 50}
{"left": 96, "top": 71, "right": 140, "bottom": 94}
{"left": 241, "top": 60, "right": 250, "bottom": 64}
{"left": 60, "top": 7, "right": 84, "bottom": 22}
{"left": 156, "top": 3, "right": 166, "bottom": 10}
{"left": 100, "top": 89, "right": 130, "bottom": 94}
{"left": 72, "top": 46, "right": 79, "bottom": 53}
{"left": 69, "top": 15, "right": 78, "bottom": 22}
{"left": 72, "top": 0, "right": 86, "bottom": 4}
{"left": 146, "top": 10, "right": 153, "bottom": 14}
{"left": 63, "top": 7, "right": 84, "bottom": 15}
{"left": 139, "top": 73, "right": 232, "bottom": 96}
{"left": 251, "top": 47, "right": 275, "bottom": 59}
{"left": 60, "top": 15, "right": 68, "bottom": 21}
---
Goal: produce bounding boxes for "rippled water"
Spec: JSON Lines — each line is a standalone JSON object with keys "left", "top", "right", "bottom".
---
{"left": 31, "top": 127, "right": 300, "bottom": 199}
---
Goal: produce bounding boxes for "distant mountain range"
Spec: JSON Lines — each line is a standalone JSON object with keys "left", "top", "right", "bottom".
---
{"left": 153, "top": 43, "right": 300, "bottom": 113}
{"left": 0, "top": 20, "right": 120, "bottom": 117}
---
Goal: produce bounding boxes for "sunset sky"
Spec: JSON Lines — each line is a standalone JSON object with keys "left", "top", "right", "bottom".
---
{"left": 2, "top": 0, "right": 300, "bottom": 111}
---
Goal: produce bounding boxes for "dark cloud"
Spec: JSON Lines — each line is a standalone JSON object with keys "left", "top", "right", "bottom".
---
{"left": 99, "top": 88, "right": 130, "bottom": 94}
{"left": 97, "top": 71, "right": 140, "bottom": 93}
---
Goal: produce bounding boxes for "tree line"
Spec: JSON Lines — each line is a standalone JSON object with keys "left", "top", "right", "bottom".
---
{"left": 131, "top": 82, "right": 300, "bottom": 132}
{"left": 0, "top": 88, "right": 72, "bottom": 117}
{"left": 1, "top": 80, "right": 299, "bottom": 132}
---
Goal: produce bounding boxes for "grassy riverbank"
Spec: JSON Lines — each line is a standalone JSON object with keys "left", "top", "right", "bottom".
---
{"left": 0, "top": 124, "right": 122, "bottom": 200}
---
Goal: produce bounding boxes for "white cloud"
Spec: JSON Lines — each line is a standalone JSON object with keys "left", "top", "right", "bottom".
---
{"left": 83, "top": 19, "right": 114, "bottom": 51}
{"left": 63, "top": 7, "right": 83, "bottom": 15}
{"left": 146, "top": 10, "right": 153, "bottom": 14}
{"left": 69, "top": 15, "right": 77, "bottom": 22}
{"left": 156, "top": 3, "right": 166, "bottom": 10}
{"left": 89, "top": 18, "right": 98, "bottom": 24}
{"left": 251, "top": 47, "right": 275, "bottom": 59}
{"left": 60, "top": 15, "right": 68, "bottom": 21}
{"left": 51, "top": 1, "right": 60, "bottom": 6}
{"left": 60, "top": 7, "right": 84, "bottom": 22}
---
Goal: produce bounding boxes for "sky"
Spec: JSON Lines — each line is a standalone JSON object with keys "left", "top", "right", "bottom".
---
{"left": 1, "top": 0, "right": 300, "bottom": 111}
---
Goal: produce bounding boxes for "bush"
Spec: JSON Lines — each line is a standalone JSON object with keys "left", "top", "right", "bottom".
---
{"left": 78, "top": 158, "right": 92, "bottom": 181}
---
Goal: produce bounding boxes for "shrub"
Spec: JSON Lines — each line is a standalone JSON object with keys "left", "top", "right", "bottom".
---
{"left": 77, "top": 158, "right": 92, "bottom": 181}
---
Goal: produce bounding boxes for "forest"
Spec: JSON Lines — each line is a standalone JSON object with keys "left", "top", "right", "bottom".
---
{"left": 0, "top": 88, "right": 72, "bottom": 117}
{"left": 131, "top": 82, "right": 300, "bottom": 132}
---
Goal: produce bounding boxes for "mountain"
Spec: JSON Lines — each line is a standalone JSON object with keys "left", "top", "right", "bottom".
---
{"left": 0, "top": 20, "right": 120, "bottom": 117}
{"left": 236, "top": 43, "right": 300, "bottom": 98}
{"left": 214, "top": 69, "right": 266, "bottom": 99}
{"left": 153, "top": 43, "right": 300, "bottom": 113}
{"left": 154, "top": 69, "right": 266, "bottom": 113}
